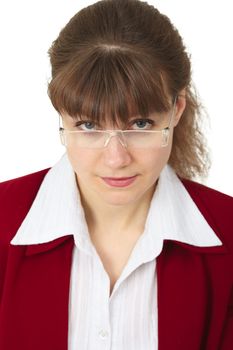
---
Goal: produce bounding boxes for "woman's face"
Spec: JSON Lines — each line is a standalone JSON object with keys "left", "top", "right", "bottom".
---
{"left": 61, "top": 95, "right": 186, "bottom": 208}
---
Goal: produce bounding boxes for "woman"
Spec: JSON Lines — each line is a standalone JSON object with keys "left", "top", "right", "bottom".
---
{"left": 0, "top": 0, "right": 232, "bottom": 349}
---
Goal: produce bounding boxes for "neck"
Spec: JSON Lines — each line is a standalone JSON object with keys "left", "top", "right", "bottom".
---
{"left": 77, "top": 180, "right": 156, "bottom": 239}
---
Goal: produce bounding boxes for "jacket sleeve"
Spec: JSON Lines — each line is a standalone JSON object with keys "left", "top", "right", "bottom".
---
{"left": 0, "top": 169, "right": 49, "bottom": 306}
{"left": 220, "top": 286, "right": 233, "bottom": 349}
{"left": 0, "top": 183, "right": 10, "bottom": 306}
{"left": 0, "top": 242, "right": 8, "bottom": 306}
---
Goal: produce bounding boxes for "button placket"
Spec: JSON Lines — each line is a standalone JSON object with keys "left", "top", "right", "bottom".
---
{"left": 99, "top": 329, "right": 109, "bottom": 339}
{"left": 93, "top": 259, "right": 112, "bottom": 348}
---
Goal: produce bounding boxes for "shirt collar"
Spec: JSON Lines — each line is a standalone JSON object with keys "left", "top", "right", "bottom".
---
{"left": 11, "top": 153, "right": 94, "bottom": 254}
{"left": 10, "top": 152, "right": 223, "bottom": 253}
{"left": 146, "top": 164, "right": 222, "bottom": 247}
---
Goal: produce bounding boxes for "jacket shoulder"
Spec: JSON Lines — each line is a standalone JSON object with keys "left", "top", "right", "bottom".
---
{"left": 0, "top": 168, "right": 50, "bottom": 190}
{"left": 0, "top": 168, "right": 51, "bottom": 242}
{"left": 181, "top": 177, "right": 233, "bottom": 207}
{"left": 181, "top": 177, "right": 233, "bottom": 250}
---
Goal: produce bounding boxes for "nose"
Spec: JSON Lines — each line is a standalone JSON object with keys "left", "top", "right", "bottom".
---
{"left": 102, "top": 134, "right": 132, "bottom": 168}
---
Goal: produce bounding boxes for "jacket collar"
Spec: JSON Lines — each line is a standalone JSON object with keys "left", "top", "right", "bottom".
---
{"left": 10, "top": 153, "right": 227, "bottom": 256}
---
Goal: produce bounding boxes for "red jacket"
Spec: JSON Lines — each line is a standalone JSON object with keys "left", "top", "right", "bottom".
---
{"left": 0, "top": 168, "right": 233, "bottom": 350}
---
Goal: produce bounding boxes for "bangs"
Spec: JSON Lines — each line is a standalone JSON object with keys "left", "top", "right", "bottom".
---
{"left": 48, "top": 47, "right": 173, "bottom": 125}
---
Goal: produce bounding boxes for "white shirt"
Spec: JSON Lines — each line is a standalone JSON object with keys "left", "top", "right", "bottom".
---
{"left": 11, "top": 153, "right": 222, "bottom": 350}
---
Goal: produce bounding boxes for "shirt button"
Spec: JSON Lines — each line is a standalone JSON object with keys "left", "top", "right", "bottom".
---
{"left": 99, "top": 329, "right": 109, "bottom": 339}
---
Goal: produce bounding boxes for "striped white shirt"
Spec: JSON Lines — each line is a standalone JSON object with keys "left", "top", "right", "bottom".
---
{"left": 11, "top": 153, "right": 222, "bottom": 349}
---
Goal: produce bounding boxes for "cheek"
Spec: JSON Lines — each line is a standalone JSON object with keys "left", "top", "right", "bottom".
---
{"left": 66, "top": 148, "right": 96, "bottom": 175}
{"left": 138, "top": 145, "right": 172, "bottom": 173}
{"left": 136, "top": 127, "right": 173, "bottom": 167}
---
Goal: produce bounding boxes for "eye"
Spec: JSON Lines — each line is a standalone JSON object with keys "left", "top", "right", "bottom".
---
{"left": 74, "top": 121, "right": 98, "bottom": 131}
{"left": 129, "top": 119, "right": 155, "bottom": 130}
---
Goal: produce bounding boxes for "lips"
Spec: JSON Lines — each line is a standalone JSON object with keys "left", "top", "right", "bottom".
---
{"left": 103, "top": 176, "right": 136, "bottom": 180}
{"left": 101, "top": 175, "right": 138, "bottom": 188}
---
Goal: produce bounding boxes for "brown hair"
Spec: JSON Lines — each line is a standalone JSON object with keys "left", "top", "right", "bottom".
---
{"left": 48, "top": 0, "right": 211, "bottom": 181}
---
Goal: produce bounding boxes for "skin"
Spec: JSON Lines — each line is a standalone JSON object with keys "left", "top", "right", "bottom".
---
{"left": 61, "top": 90, "right": 186, "bottom": 241}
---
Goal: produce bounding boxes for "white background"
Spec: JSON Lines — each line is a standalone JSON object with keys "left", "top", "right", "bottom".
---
{"left": 0, "top": 0, "right": 232, "bottom": 195}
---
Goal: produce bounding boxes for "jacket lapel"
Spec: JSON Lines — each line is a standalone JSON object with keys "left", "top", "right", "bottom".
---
{"left": 1, "top": 236, "right": 74, "bottom": 350}
{"left": 156, "top": 239, "right": 228, "bottom": 350}
{"left": 157, "top": 240, "right": 208, "bottom": 349}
